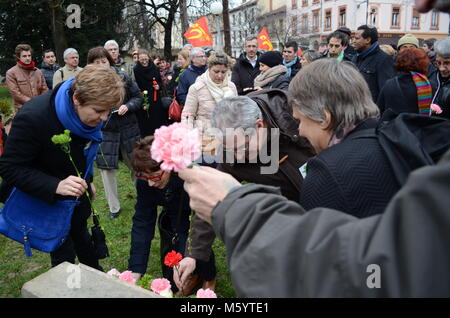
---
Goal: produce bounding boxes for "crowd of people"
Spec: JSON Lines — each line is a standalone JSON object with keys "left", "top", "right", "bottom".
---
{"left": 0, "top": 0, "right": 450, "bottom": 297}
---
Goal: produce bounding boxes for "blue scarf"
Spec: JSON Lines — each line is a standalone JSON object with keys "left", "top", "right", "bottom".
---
{"left": 357, "top": 42, "right": 379, "bottom": 60}
{"left": 54, "top": 78, "right": 103, "bottom": 179}
{"left": 283, "top": 56, "right": 298, "bottom": 78}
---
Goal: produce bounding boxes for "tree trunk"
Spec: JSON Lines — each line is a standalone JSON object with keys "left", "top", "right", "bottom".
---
{"left": 179, "top": 0, "right": 189, "bottom": 44}
{"left": 48, "top": 0, "right": 68, "bottom": 65}
{"left": 222, "top": 0, "right": 231, "bottom": 56}
{"left": 164, "top": 8, "right": 176, "bottom": 61}
{"left": 140, "top": 0, "right": 151, "bottom": 49}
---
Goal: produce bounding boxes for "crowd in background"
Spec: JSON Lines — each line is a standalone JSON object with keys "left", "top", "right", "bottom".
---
{"left": 1, "top": 9, "right": 450, "bottom": 297}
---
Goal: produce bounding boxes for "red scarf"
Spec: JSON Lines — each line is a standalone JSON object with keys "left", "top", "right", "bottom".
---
{"left": 17, "top": 60, "right": 36, "bottom": 70}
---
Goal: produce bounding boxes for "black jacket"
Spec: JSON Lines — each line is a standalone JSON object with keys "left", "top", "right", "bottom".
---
{"left": 175, "top": 64, "right": 207, "bottom": 105}
{"left": 352, "top": 45, "right": 396, "bottom": 102}
{"left": 261, "top": 74, "right": 290, "bottom": 90}
{"left": 95, "top": 70, "right": 143, "bottom": 170}
{"left": 40, "top": 62, "right": 60, "bottom": 90}
{"left": 429, "top": 69, "right": 450, "bottom": 119}
{"left": 377, "top": 72, "right": 419, "bottom": 115}
{"left": 0, "top": 86, "right": 92, "bottom": 204}
{"left": 133, "top": 62, "right": 168, "bottom": 137}
{"left": 231, "top": 52, "right": 261, "bottom": 95}
{"left": 300, "top": 118, "right": 400, "bottom": 218}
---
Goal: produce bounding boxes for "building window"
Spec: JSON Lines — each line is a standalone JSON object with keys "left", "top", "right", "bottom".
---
{"left": 312, "top": 9, "right": 319, "bottom": 32}
{"left": 339, "top": 6, "right": 346, "bottom": 27}
{"left": 292, "top": 0, "right": 297, "bottom": 10}
{"left": 302, "top": 0, "right": 308, "bottom": 7}
{"left": 369, "top": 7, "right": 377, "bottom": 26}
{"left": 391, "top": 6, "right": 401, "bottom": 28}
{"left": 292, "top": 16, "right": 298, "bottom": 35}
{"left": 302, "top": 13, "right": 309, "bottom": 32}
{"left": 411, "top": 8, "right": 420, "bottom": 29}
{"left": 431, "top": 9, "right": 439, "bottom": 29}
{"left": 324, "top": 9, "right": 332, "bottom": 31}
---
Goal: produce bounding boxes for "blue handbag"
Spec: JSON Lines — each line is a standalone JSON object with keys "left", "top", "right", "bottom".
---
{"left": 0, "top": 187, "right": 80, "bottom": 257}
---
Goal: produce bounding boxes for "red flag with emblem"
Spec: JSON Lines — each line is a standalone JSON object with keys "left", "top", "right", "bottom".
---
{"left": 257, "top": 27, "right": 273, "bottom": 51}
{"left": 183, "top": 16, "right": 213, "bottom": 47}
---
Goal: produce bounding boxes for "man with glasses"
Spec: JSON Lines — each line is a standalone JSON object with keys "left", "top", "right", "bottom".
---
{"left": 104, "top": 40, "right": 135, "bottom": 80}
{"left": 176, "top": 47, "right": 207, "bottom": 105}
{"left": 430, "top": 36, "right": 450, "bottom": 119}
{"left": 231, "top": 35, "right": 262, "bottom": 95}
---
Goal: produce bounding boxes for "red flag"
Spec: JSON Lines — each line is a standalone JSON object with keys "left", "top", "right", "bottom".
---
{"left": 183, "top": 17, "right": 213, "bottom": 47}
{"left": 257, "top": 27, "right": 273, "bottom": 51}
{"left": 297, "top": 48, "right": 303, "bottom": 57}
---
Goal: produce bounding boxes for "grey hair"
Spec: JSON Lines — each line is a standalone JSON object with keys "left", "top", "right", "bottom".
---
{"left": 104, "top": 40, "right": 119, "bottom": 50}
{"left": 211, "top": 96, "right": 262, "bottom": 135}
{"left": 245, "top": 35, "right": 258, "bottom": 43}
{"left": 288, "top": 59, "right": 379, "bottom": 133}
{"left": 63, "top": 48, "right": 78, "bottom": 59}
{"left": 189, "top": 47, "right": 205, "bottom": 60}
{"left": 435, "top": 37, "right": 450, "bottom": 59}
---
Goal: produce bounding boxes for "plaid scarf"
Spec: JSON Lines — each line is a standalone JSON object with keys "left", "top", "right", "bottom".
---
{"left": 411, "top": 72, "right": 432, "bottom": 115}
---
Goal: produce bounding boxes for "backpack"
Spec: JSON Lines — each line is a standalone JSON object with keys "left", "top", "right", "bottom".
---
{"left": 348, "top": 111, "right": 450, "bottom": 186}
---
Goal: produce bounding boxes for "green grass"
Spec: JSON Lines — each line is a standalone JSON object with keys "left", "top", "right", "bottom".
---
{"left": 0, "top": 162, "right": 236, "bottom": 298}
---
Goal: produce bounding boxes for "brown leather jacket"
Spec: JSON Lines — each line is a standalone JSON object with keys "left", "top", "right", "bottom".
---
{"left": 5, "top": 64, "right": 48, "bottom": 111}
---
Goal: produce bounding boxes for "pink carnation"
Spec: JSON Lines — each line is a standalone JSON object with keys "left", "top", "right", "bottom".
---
{"left": 196, "top": 288, "right": 217, "bottom": 298}
{"left": 107, "top": 268, "right": 121, "bottom": 277}
{"left": 151, "top": 122, "right": 201, "bottom": 172}
{"left": 150, "top": 278, "right": 172, "bottom": 294}
{"left": 118, "top": 270, "right": 137, "bottom": 285}
{"left": 431, "top": 103, "right": 443, "bottom": 115}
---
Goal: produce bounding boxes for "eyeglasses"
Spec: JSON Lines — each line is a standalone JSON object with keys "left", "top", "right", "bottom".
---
{"left": 195, "top": 55, "right": 206, "bottom": 58}
{"left": 139, "top": 58, "right": 149, "bottom": 62}
{"left": 135, "top": 170, "right": 165, "bottom": 182}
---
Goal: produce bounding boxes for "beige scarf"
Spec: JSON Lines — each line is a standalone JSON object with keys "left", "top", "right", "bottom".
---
{"left": 254, "top": 65, "right": 288, "bottom": 88}
{"left": 204, "top": 71, "right": 235, "bottom": 104}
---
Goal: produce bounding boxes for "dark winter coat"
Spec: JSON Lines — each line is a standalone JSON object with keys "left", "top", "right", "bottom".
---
{"left": 40, "top": 62, "right": 60, "bottom": 90}
{"left": 429, "top": 69, "right": 450, "bottom": 119}
{"left": 0, "top": 85, "right": 93, "bottom": 205}
{"left": 134, "top": 61, "right": 169, "bottom": 137}
{"left": 377, "top": 72, "right": 420, "bottom": 115}
{"left": 300, "top": 118, "right": 400, "bottom": 218}
{"left": 352, "top": 45, "right": 396, "bottom": 102}
{"left": 176, "top": 64, "right": 207, "bottom": 105}
{"left": 261, "top": 74, "right": 290, "bottom": 90}
{"left": 211, "top": 149, "right": 450, "bottom": 297}
{"left": 95, "top": 70, "right": 143, "bottom": 170}
{"left": 231, "top": 52, "right": 261, "bottom": 95}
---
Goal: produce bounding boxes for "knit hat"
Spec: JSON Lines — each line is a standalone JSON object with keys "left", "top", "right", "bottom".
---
{"left": 259, "top": 51, "right": 283, "bottom": 68}
{"left": 398, "top": 34, "right": 419, "bottom": 49}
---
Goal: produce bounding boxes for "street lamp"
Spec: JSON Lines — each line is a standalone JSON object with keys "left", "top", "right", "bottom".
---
{"left": 211, "top": 2, "right": 223, "bottom": 51}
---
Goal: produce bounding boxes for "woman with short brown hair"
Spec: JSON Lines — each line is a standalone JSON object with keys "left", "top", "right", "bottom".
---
{"left": 0, "top": 65, "right": 124, "bottom": 270}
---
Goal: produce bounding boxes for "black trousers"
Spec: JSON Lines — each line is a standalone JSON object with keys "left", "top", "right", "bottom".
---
{"left": 50, "top": 199, "right": 101, "bottom": 270}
